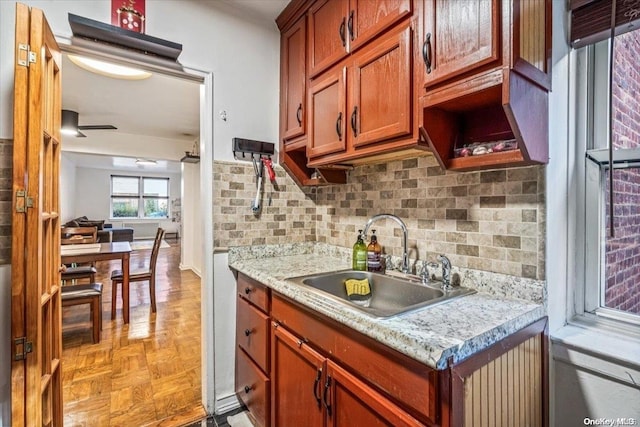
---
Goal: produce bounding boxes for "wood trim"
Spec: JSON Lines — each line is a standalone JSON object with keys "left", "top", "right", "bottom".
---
{"left": 11, "top": 4, "right": 31, "bottom": 426}
{"left": 276, "top": 0, "right": 312, "bottom": 31}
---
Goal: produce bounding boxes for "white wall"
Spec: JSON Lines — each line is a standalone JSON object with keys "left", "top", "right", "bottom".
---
{"left": 60, "top": 152, "right": 77, "bottom": 223}
{"left": 0, "top": 1, "right": 281, "bottom": 421}
{"left": 181, "top": 162, "right": 202, "bottom": 275}
{"left": 73, "top": 166, "right": 180, "bottom": 222}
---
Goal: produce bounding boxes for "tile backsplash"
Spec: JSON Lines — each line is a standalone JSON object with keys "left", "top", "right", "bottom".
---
{"left": 213, "top": 161, "right": 317, "bottom": 248}
{"left": 214, "top": 155, "right": 546, "bottom": 280}
{"left": 0, "top": 139, "right": 12, "bottom": 265}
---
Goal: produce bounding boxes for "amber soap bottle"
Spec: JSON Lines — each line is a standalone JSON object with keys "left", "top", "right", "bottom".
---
{"left": 367, "top": 230, "right": 382, "bottom": 272}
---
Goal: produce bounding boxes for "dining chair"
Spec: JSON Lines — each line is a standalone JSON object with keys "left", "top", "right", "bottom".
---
{"left": 111, "top": 227, "right": 165, "bottom": 319}
{"left": 61, "top": 226, "right": 99, "bottom": 284}
{"left": 61, "top": 283, "right": 103, "bottom": 343}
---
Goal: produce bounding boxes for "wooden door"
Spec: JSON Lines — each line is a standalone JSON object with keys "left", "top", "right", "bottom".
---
{"left": 349, "top": 0, "right": 412, "bottom": 51}
{"left": 325, "top": 360, "right": 423, "bottom": 427}
{"left": 281, "top": 16, "right": 307, "bottom": 142}
{"left": 422, "top": 0, "right": 499, "bottom": 88}
{"left": 308, "top": 0, "right": 349, "bottom": 77}
{"left": 350, "top": 23, "right": 412, "bottom": 148}
{"left": 307, "top": 65, "right": 346, "bottom": 158}
{"left": 271, "top": 324, "right": 325, "bottom": 427}
{"left": 11, "top": 3, "right": 63, "bottom": 427}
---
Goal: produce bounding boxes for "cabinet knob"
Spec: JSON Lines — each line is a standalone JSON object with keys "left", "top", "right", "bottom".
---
{"left": 244, "top": 329, "right": 252, "bottom": 337}
{"left": 244, "top": 385, "right": 251, "bottom": 394}
{"left": 244, "top": 287, "right": 252, "bottom": 295}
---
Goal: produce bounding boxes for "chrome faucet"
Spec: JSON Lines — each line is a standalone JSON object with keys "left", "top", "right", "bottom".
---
{"left": 437, "top": 254, "right": 452, "bottom": 291}
{"left": 363, "top": 214, "right": 410, "bottom": 274}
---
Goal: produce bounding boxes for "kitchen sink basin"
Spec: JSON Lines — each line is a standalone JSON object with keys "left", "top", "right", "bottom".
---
{"left": 288, "top": 270, "right": 476, "bottom": 318}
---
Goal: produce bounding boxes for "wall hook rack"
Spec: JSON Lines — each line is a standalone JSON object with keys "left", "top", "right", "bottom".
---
{"left": 232, "top": 138, "right": 275, "bottom": 162}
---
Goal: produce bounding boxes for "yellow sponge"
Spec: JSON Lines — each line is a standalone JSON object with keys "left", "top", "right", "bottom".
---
{"left": 344, "top": 278, "right": 371, "bottom": 300}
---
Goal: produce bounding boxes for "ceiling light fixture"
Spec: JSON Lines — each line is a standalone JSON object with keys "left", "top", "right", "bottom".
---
{"left": 68, "top": 54, "right": 152, "bottom": 80}
{"left": 61, "top": 110, "right": 86, "bottom": 137}
{"left": 135, "top": 158, "right": 157, "bottom": 165}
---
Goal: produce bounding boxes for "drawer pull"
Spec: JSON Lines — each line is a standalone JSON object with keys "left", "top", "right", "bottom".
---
{"left": 339, "top": 18, "right": 346, "bottom": 47}
{"left": 244, "top": 329, "right": 252, "bottom": 337}
{"left": 244, "top": 385, "right": 252, "bottom": 394}
{"left": 313, "top": 369, "right": 322, "bottom": 408}
{"left": 423, "top": 33, "right": 432, "bottom": 74}
{"left": 244, "top": 287, "right": 252, "bottom": 295}
{"left": 323, "top": 376, "right": 332, "bottom": 416}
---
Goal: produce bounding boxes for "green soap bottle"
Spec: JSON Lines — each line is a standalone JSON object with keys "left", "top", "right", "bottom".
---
{"left": 352, "top": 230, "right": 367, "bottom": 271}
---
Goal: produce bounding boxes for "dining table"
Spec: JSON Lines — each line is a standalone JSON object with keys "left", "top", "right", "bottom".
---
{"left": 61, "top": 241, "right": 133, "bottom": 324}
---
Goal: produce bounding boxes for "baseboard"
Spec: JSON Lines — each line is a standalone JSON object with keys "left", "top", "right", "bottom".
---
{"left": 179, "top": 263, "right": 202, "bottom": 277}
{"left": 215, "top": 393, "right": 241, "bottom": 414}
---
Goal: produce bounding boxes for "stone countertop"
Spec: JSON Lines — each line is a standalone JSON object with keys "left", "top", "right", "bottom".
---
{"left": 228, "top": 248, "right": 546, "bottom": 370}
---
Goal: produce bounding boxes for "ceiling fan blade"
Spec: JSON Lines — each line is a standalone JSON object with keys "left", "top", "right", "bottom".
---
{"left": 78, "top": 124, "right": 117, "bottom": 130}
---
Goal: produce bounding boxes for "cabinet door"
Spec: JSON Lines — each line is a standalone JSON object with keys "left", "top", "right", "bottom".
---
{"left": 308, "top": 0, "right": 350, "bottom": 77}
{"left": 272, "top": 324, "right": 325, "bottom": 427}
{"left": 281, "top": 17, "right": 306, "bottom": 142}
{"left": 349, "top": 0, "right": 412, "bottom": 51}
{"left": 421, "top": 0, "right": 499, "bottom": 87}
{"left": 308, "top": 65, "right": 347, "bottom": 158}
{"left": 325, "top": 360, "right": 424, "bottom": 427}
{"left": 350, "top": 23, "right": 412, "bottom": 148}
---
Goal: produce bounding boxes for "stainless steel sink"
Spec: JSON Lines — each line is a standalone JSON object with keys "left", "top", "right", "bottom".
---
{"left": 288, "top": 270, "right": 476, "bottom": 318}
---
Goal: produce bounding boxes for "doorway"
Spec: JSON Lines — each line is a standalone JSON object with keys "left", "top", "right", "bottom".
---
{"left": 57, "top": 41, "right": 214, "bottom": 424}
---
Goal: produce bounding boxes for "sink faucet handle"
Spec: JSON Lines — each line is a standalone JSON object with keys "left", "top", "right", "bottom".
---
{"left": 418, "top": 262, "right": 429, "bottom": 284}
{"left": 384, "top": 254, "right": 394, "bottom": 271}
{"left": 436, "top": 254, "right": 452, "bottom": 290}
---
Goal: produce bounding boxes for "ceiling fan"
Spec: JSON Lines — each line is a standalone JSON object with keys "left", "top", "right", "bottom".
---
{"left": 61, "top": 109, "right": 117, "bottom": 137}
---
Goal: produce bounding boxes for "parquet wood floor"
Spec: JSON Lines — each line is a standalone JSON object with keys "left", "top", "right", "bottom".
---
{"left": 62, "top": 239, "right": 206, "bottom": 427}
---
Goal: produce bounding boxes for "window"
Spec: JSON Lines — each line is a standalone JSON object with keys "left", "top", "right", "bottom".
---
{"left": 579, "top": 29, "right": 640, "bottom": 325}
{"left": 110, "top": 175, "right": 169, "bottom": 219}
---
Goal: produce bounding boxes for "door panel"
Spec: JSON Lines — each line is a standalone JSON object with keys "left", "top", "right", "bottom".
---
{"left": 326, "top": 360, "right": 423, "bottom": 427}
{"left": 308, "top": 0, "right": 350, "bottom": 77}
{"left": 271, "top": 324, "right": 325, "bottom": 427}
{"left": 308, "top": 65, "right": 346, "bottom": 158}
{"left": 350, "top": 0, "right": 412, "bottom": 51}
{"left": 423, "top": 0, "right": 499, "bottom": 87}
{"left": 11, "top": 4, "right": 63, "bottom": 426}
{"left": 351, "top": 23, "right": 412, "bottom": 147}
{"left": 281, "top": 17, "right": 306, "bottom": 141}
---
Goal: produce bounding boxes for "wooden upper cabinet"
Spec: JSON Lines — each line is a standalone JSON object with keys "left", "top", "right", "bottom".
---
{"left": 420, "top": 0, "right": 500, "bottom": 88}
{"left": 308, "top": 0, "right": 350, "bottom": 77}
{"left": 349, "top": 0, "right": 412, "bottom": 51}
{"left": 271, "top": 325, "right": 326, "bottom": 427}
{"left": 281, "top": 17, "right": 307, "bottom": 142}
{"left": 308, "top": 65, "right": 347, "bottom": 158}
{"left": 309, "top": 0, "right": 413, "bottom": 78}
{"left": 350, "top": 23, "right": 412, "bottom": 148}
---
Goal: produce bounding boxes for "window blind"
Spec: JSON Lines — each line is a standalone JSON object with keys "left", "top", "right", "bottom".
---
{"left": 571, "top": 0, "right": 640, "bottom": 48}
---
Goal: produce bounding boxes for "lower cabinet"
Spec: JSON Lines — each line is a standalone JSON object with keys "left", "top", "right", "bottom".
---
{"left": 234, "top": 272, "right": 548, "bottom": 427}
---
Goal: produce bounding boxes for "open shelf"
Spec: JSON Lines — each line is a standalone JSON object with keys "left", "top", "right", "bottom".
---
{"left": 281, "top": 139, "right": 347, "bottom": 186}
{"left": 421, "top": 70, "right": 548, "bottom": 171}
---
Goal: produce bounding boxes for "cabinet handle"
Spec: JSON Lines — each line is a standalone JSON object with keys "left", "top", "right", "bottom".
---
{"left": 336, "top": 112, "right": 343, "bottom": 141}
{"left": 313, "top": 369, "right": 322, "bottom": 408}
{"left": 423, "top": 32, "right": 432, "bottom": 74}
{"left": 296, "top": 103, "right": 303, "bottom": 126}
{"left": 323, "top": 376, "right": 332, "bottom": 416}
{"left": 350, "top": 106, "right": 358, "bottom": 137}
{"left": 244, "top": 385, "right": 251, "bottom": 394}
{"left": 244, "top": 287, "right": 252, "bottom": 295}
{"left": 348, "top": 10, "right": 354, "bottom": 41}
{"left": 244, "top": 329, "right": 252, "bottom": 337}
{"left": 339, "top": 18, "right": 346, "bottom": 47}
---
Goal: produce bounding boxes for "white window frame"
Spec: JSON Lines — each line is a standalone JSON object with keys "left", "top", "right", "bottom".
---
{"left": 573, "top": 39, "right": 640, "bottom": 332}
{"left": 110, "top": 175, "right": 170, "bottom": 220}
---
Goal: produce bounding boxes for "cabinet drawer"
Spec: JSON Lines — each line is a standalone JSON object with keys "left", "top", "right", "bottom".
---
{"left": 237, "top": 273, "right": 270, "bottom": 313}
{"left": 272, "top": 294, "right": 438, "bottom": 425}
{"left": 236, "top": 348, "right": 270, "bottom": 427}
{"left": 237, "top": 296, "right": 270, "bottom": 373}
